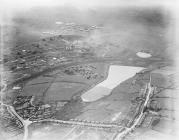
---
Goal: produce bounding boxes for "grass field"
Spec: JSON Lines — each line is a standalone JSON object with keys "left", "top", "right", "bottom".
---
{"left": 19, "top": 63, "right": 108, "bottom": 104}
{"left": 44, "top": 82, "right": 86, "bottom": 101}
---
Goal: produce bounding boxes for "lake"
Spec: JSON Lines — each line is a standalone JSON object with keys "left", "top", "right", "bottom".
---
{"left": 136, "top": 52, "right": 152, "bottom": 58}
{"left": 81, "top": 65, "right": 145, "bottom": 102}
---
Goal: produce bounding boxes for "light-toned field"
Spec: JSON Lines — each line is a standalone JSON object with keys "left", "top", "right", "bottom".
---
{"left": 29, "top": 123, "right": 116, "bottom": 140}
{"left": 81, "top": 65, "right": 144, "bottom": 102}
{"left": 76, "top": 73, "right": 146, "bottom": 125}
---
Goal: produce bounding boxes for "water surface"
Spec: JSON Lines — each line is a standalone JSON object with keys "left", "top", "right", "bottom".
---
{"left": 136, "top": 52, "right": 152, "bottom": 58}
{"left": 81, "top": 65, "right": 144, "bottom": 102}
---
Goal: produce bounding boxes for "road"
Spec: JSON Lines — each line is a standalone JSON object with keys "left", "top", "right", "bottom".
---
{"left": 1, "top": 75, "right": 154, "bottom": 140}
{"left": 114, "top": 74, "right": 154, "bottom": 140}
{"left": 1, "top": 102, "right": 32, "bottom": 140}
{"left": 1, "top": 60, "right": 154, "bottom": 140}
{"left": 1, "top": 80, "right": 32, "bottom": 140}
{"left": 1, "top": 100, "right": 124, "bottom": 140}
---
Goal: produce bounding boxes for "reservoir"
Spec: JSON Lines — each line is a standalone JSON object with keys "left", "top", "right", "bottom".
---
{"left": 136, "top": 51, "right": 152, "bottom": 58}
{"left": 81, "top": 65, "right": 145, "bottom": 102}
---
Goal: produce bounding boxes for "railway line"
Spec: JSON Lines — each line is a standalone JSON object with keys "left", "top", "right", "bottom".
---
{"left": 7, "top": 57, "right": 123, "bottom": 88}
{"left": 114, "top": 74, "right": 154, "bottom": 140}
{"left": 34, "top": 119, "right": 124, "bottom": 130}
{"left": 1, "top": 62, "right": 154, "bottom": 140}
{"left": 2, "top": 101, "right": 124, "bottom": 140}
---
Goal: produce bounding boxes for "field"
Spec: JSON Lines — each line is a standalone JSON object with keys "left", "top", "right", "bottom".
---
{"left": 19, "top": 63, "right": 108, "bottom": 104}
{"left": 44, "top": 82, "right": 86, "bottom": 101}
{"left": 56, "top": 72, "right": 147, "bottom": 124}
{"left": 1, "top": 5, "right": 177, "bottom": 140}
{"left": 29, "top": 122, "right": 116, "bottom": 140}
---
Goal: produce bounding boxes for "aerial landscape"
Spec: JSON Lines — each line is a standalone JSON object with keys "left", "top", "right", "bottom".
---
{"left": 0, "top": 1, "right": 178, "bottom": 140}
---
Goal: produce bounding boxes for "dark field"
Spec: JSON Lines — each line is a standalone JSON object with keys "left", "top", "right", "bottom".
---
{"left": 20, "top": 63, "right": 108, "bottom": 103}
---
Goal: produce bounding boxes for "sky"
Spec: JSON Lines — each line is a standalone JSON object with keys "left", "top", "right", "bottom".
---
{"left": 1, "top": 0, "right": 176, "bottom": 10}
{"left": 0, "top": 0, "right": 177, "bottom": 25}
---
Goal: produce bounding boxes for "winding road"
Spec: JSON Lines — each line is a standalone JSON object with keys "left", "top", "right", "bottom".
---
{"left": 1, "top": 67, "right": 154, "bottom": 140}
